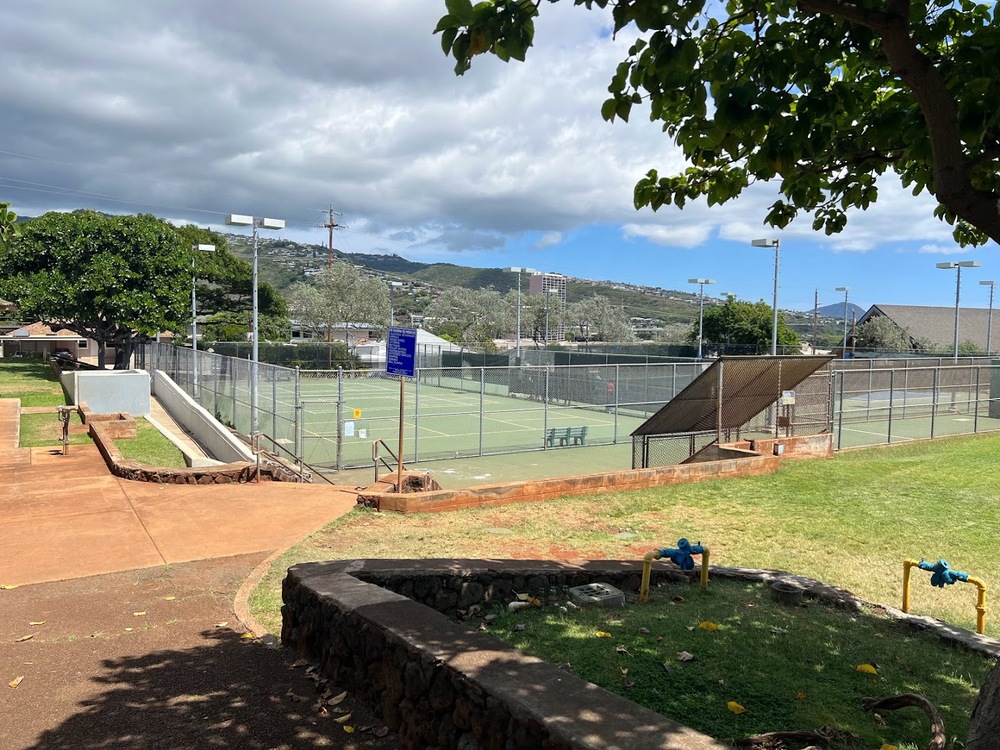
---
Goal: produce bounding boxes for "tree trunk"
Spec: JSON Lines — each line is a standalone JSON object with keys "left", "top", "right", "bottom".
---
{"left": 96, "top": 340, "right": 106, "bottom": 369}
{"left": 114, "top": 335, "right": 134, "bottom": 369}
{"left": 966, "top": 661, "right": 1000, "bottom": 750}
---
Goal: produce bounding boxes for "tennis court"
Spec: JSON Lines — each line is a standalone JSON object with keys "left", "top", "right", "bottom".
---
{"left": 295, "top": 370, "right": 652, "bottom": 468}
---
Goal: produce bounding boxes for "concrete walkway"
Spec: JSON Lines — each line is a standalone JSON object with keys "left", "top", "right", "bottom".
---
{"left": 0, "top": 399, "right": 360, "bottom": 587}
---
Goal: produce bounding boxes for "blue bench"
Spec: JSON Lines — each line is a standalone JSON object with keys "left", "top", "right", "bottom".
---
{"left": 545, "top": 426, "right": 588, "bottom": 447}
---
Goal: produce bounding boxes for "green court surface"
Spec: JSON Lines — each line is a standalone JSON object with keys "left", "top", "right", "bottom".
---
{"left": 326, "top": 441, "right": 637, "bottom": 490}
{"left": 293, "top": 375, "right": 650, "bottom": 468}
{"left": 834, "top": 409, "right": 1000, "bottom": 449}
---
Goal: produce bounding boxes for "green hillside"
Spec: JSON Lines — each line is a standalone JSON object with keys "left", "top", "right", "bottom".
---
{"left": 229, "top": 233, "right": 842, "bottom": 341}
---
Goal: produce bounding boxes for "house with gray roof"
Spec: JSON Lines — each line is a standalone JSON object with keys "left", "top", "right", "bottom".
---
{"left": 853, "top": 304, "right": 997, "bottom": 354}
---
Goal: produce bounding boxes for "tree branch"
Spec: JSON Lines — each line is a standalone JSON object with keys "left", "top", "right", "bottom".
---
{"left": 797, "top": 0, "right": 1000, "bottom": 243}
{"left": 862, "top": 693, "right": 945, "bottom": 750}
{"left": 796, "top": 0, "right": 893, "bottom": 32}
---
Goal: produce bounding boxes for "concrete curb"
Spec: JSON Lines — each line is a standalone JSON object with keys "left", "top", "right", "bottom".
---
{"left": 233, "top": 547, "right": 286, "bottom": 648}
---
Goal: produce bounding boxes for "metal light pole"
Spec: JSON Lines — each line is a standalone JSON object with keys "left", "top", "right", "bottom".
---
{"left": 191, "top": 243, "right": 215, "bottom": 396}
{"left": 835, "top": 286, "right": 850, "bottom": 358}
{"left": 688, "top": 278, "right": 716, "bottom": 359}
{"left": 388, "top": 281, "right": 403, "bottom": 328}
{"left": 507, "top": 266, "right": 537, "bottom": 361}
{"left": 226, "top": 214, "right": 285, "bottom": 436}
{"left": 981, "top": 280, "right": 997, "bottom": 355}
{"left": 937, "top": 260, "right": 981, "bottom": 361}
{"left": 751, "top": 238, "right": 781, "bottom": 355}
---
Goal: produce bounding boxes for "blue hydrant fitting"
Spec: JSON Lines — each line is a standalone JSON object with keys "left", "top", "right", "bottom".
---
{"left": 918, "top": 559, "right": 969, "bottom": 588}
{"left": 659, "top": 538, "right": 705, "bottom": 571}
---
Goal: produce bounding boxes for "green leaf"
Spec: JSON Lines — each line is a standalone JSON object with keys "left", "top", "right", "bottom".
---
{"left": 444, "top": 0, "right": 475, "bottom": 24}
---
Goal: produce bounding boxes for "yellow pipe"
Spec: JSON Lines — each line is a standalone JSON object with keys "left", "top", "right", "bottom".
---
{"left": 968, "top": 576, "right": 988, "bottom": 635}
{"left": 902, "top": 559, "right": 988, "bottom": 635}
{"left": 640, "top": 547, "right": 711, "bottom": 603}
{"left": 902, "top": 559, "right": 918, "bottom": 613}
{"left": 639, "top": 550, "right": 661, "bottom": 603}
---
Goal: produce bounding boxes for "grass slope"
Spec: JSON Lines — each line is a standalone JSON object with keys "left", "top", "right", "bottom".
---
{"left": 252, "top": 433, "right": 1000, "bottom": 642}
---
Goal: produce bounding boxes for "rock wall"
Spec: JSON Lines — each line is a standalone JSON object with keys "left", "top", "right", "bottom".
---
{"left": 282, "top": 559, "right": 1000, "bottom": 750}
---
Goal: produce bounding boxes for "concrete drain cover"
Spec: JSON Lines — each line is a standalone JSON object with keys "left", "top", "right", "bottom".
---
{"left": 568, "top": 583, "right": 625, "bottom": 607}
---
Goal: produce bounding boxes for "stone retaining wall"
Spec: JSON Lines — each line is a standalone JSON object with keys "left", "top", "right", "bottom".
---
{"left": 282, "top": 559, "right": 1000, "bottom": 750}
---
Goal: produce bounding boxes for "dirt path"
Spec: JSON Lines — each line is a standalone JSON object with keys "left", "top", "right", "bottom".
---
{"left": 0, "top": 555, "right": 398, "bottom": 749}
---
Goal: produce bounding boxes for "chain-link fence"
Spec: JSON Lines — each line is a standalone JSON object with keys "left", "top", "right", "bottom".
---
{"left": 145, "top": 343, "right": 1000, "bottom": 473}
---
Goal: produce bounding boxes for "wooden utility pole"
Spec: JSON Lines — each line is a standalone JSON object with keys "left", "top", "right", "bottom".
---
{"left": 324, "top": 204, "right": 342, "bottom": 268}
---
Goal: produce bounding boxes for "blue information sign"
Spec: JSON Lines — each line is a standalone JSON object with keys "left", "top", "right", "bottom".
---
{"left": 386, "top": 326, "right": 417, "bottom": 378}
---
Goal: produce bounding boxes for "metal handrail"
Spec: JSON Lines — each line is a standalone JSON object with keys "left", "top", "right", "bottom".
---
{"left": 252, "top": 432, "right": 337, "bottom": 486}
{"left": 372, "top": 439, "right": 405, "bottom": 484}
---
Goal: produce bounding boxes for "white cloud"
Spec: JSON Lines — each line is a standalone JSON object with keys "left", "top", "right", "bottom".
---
{"left": 533, "top": 232, "right": 563, "bottom": 249}
{"left": 622, "top": 223, "right": 712, "bottom": 248}
{"left": 0, "top": 0, "right": 980, "bottom": 280}
{"left": 918, "top": 243, "right": 968, "bottom": 255}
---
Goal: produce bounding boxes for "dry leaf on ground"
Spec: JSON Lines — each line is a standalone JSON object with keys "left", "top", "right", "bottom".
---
{"left": 8, "top": 676, "right": 24, "bottom": 689}
{"left": 15, "top": 634, "right": 34, "bottom": 643}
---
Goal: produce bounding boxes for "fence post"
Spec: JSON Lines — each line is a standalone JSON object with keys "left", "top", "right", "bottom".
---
{"left": 272, "top": 369, "right": 278, "bottom": 442}
{"left": 293, "top": 367, "right": 302, "bottom": 468}
{"left": 336, "top": 367, "right": 344, "bottom": 471}
{"left": 887, "top": 369, "right": 895, "bottom": 444}
{"left": 975, "top": 366, "right": 981, "bottom": 433}
{"left": 479, "top": 367, "right": 485, "bottom": 457}
{"left": 414, "top": 369, "right": 420, "bottom": 462}
{"left": 931, "top": 367, "right": 939, "bottom": 439}
{"left": 231, "top": 359, "right": 238, "bottom": 432}
{"left": 543, "top": 369, "right": 550, "bottom": 449}
{"left": 613, "top": 364, "right": 620, "bottom": 443}
{"left": 836, "top": 370, "right": 845, "bottom": 450}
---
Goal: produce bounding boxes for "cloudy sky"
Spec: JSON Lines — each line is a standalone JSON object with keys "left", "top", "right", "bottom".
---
{"left": 2, "top": 0, "right": 996, "bottom": 316}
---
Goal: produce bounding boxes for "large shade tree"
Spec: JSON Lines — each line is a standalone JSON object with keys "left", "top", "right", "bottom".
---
{"left": 425, "top": 286, "right": 510, "bottom": 349}
{"left": 437, "top": 0, "right": 1000, "bottom": 247}
{"left": 696, "top": 295, "right": 799, "bottom": 352}
{"left": 285, "top": 261, "right": 390, "bottom": 364}
{"left": 565, "top": 294, "right": 635, "bottom": 342}
{"left": 0, "top": 211, "right": 189, "bottom": 368}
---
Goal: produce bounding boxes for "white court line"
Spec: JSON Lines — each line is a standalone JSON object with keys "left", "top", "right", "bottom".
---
{"left": 838, "top": 425, "right": 916, "bottom": 441}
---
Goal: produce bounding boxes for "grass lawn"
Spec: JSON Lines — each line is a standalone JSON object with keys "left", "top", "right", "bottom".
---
{"left": 251, "top": 432, "right": 1000, "bottom": 643}
{"left": 116, "top": 419, "right": 187, "bottom": 468}
{"left": 0, "top": 360, "right": 66, "bottom": 407}
{"left": 18, "top": 411, "right": 91, "bottom": 448}
{"left": 488, "top": 578, "right": 992, "bottom": 748}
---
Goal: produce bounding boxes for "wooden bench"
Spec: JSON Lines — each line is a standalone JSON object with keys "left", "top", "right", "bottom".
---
{"left": 545, "top": 426, "right": 588, "bottom": 447}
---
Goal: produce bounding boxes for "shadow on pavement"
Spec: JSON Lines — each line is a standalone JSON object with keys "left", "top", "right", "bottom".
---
{"left": 26, "top": 629, "right": 397, "bottom": 750}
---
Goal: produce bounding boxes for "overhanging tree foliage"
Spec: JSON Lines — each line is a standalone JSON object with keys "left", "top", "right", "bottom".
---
{"left": 0, "top": 211, "right": 189, "bottom": 368}
{"left": 0, "top": 202, "right": 16, "bottom": 247}
{"left": 437, "top": 0, "right": 1000, "bottom": 246}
